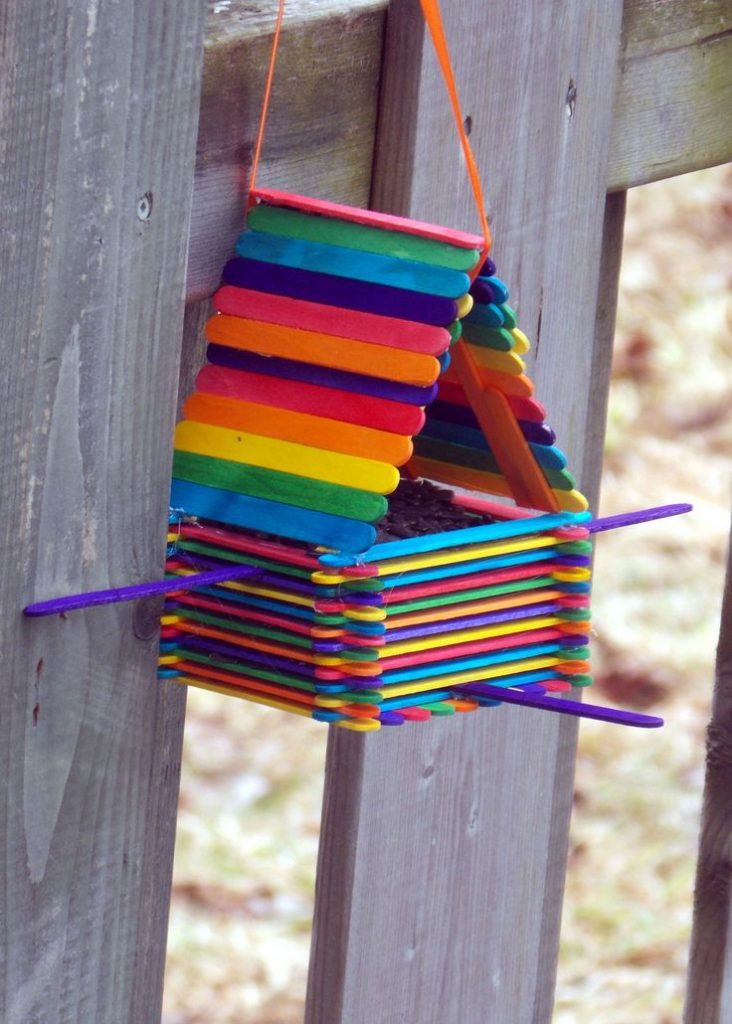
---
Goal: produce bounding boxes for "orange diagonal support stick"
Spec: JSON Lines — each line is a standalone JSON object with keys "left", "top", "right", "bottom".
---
{"left": 450, "top": 343, "right": 560, "bottom": 512}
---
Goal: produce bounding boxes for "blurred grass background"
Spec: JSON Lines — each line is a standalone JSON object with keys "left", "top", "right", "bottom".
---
{"left": 163, "top": 164, "right": 731, "bottom": 1024}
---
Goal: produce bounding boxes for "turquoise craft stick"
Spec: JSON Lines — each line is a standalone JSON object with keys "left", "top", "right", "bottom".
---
{"left": 235, "top": 230, "right": 471, "bottom": 300}
{"left": 318, "top": 511, "right": 590, "bottom": 566}
{"left": 171, "top": 480, "right": 376, "bottom": 553}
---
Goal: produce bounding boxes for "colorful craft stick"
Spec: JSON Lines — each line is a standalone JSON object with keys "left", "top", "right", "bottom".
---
{"left": 172, "top": 451, "right": 388, "bottom": 523}
{"left": 214, "top": 286, "right": 451, "bottom": 355}
{"left": 175, "top": 421, "right": 400, "bottom": 494}
{"left": 236, "top": 230, "right": 472, "bottom": 298}
{"left": 195, "top": 364, "right": 425, "bottom": 436}
{"left": 181, "top": 394, "right": 413, "bottom": 465}
{"left": 456, "top": 683, "right": 663, "bottom": 728}
{"left": 246, "top": 203, "right": 481, "bottom": 271}
{"left": 170, "top": 480, "right": 377, "bottom": 552}
{"left": 206, "top": 344, "right": 439, "bottom": 406}
{"left": 206, "top": 314, "right": 441, "bottom": 387}
{"left": 252, "top": 188, "right": 484, "bottom": 249}
{"left": 222, "top": 259, "right": 459, "bottom": 326}
{"left": 23, "top": 564, "right": 261, "bottom": 616}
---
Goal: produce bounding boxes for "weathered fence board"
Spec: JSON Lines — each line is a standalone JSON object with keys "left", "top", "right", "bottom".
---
{"left": 609, "top": 0, "right": 732, "bottom": 190}
{"left": 0, "top": 2, "right": 205, "bottom": 1022}
{"left": 188, "top": 0, "right": 385, "bottom": 301}
{"left": 684, "top": 525, "right": 732, "bottom": 1024}
{"left": 306, "top": 3, "right": 625, "bottom": 1021}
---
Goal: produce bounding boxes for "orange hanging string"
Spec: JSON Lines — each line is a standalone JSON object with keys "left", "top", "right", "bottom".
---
{"left": 247, "top": 0, "right": 286, "bottom": 204}
{"left": 418, "top": 0, "right": 492, "bottom": 256}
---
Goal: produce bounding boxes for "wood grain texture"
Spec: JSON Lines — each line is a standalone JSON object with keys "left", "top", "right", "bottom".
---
{"left": 306, "top": 2, "right": 625, "bottom": 1022}
{"left": 0, "top": 2, "right": 205, "bottom": 1022}
{"left": 608, "top": 0, "right": 732, "bottom": 190}
{"left": 188, "top": 0, "right": 386, "bottom": 300}
{"left": 684, "top": 523, "right": 732, "bottom": 1024}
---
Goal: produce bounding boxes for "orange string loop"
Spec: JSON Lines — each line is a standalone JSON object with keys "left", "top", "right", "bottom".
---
{"left": 249, "top": 0, "right": 491, "bottom": 255}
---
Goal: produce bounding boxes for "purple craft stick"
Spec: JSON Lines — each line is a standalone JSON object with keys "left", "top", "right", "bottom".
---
{"left": 206, "top": 344, "right": 438, "bottom": 406}
{"left": 23, "top": 565, "right": 261, "bottom": 617}
{"left": 589, "top": 503, "right": 692, "bottom": 534}
{"left": 457, "top": 682, "right": 663, "bottom": 728}
{"left": 222, "top": 258, "right": 459, "bottom": 326}
{"left": 384, "top": 601, "right": 560, "bottom": 642}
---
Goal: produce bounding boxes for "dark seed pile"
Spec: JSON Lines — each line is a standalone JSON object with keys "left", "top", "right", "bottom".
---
{"left": 375, "top": 477, "right": 495, "bottom": 541}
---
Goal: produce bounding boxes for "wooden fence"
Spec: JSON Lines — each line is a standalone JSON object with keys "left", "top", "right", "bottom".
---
{"left": 2, "top": 1, "right": 730, "bottom": 1021}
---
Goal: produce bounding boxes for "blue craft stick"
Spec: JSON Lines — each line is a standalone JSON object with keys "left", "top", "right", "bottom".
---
{"left": 236, "top": 230, "right": 471, "bottom": 299}
{"left": 171, "top": 479, "right": 376, "bottom": 554}
{"left": 206, "top": 344, "right": 438, "bottom": 406}
{"left": 318, "top": 511, "right": 591, "bottom": 566}
{"left": 378, "top": 711, "right": 405, "bottom": 725}
{"left": 464, "top": 302, "right": 505, "bottom": 328}
{"left": 222, "top": 258, "right": 459, "bottom": 326}
{"left": 483, "top": 276, "right": 509, "bottom": 303}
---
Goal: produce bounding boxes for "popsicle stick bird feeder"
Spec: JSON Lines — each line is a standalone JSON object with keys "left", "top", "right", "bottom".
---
{"left": 23, "top": 0, "right": 688, "bottom": 735}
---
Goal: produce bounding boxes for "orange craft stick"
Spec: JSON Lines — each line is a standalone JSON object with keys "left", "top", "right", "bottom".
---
{"left": 206, "top": 315, "right": 441, "bottom": 387}
{"left": 183, "top": 392, "right": 414, "bottom": 466}
{"left": 450, "top": 343, "right": 560, "bottom": 511}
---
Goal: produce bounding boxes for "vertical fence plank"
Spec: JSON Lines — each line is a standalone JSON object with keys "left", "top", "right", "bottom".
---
{"left": 684, "top": 525, "right": 732, "bottom": 1024}
{"left": 0, "top": 3, "right": 205, "bottom": 1021}
{"left": 307, "top": 2, "right": 625, "bottom": 1021}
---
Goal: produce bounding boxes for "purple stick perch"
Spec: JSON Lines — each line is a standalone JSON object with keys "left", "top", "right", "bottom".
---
{"left": 23, "top": 565, "right": 261, "bottom": 617}
{"left": 456, "top": 682, "right": 663, "bottom": 728}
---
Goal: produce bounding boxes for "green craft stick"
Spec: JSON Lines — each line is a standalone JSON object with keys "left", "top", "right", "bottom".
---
{"left": 173, "top": 450, "right": 388, "bottom": 524}
{"left": 247, "top": 203, "right": 481, "bottom": 272}
{"left": 180, "top": 649, "right": 318, "bottom": 693}
{"left": 461, "top": 324, "right": 515, "bottom": 351}
{"left": 342, "top": 578, "right": 385, "bottom": 593}
{"left": 556, "top": 608, "right": 591, "bottom": 621}
{"left": 178, "top": 609, "right": 315, "bottom": 650}
{"left": 448, "top": 320, "right": 463, "bottom": 344}
{"left": 499, "top": 303, "right": 517, "bottom": 328}
{"left": 174, "top": 539, "right": 312, "bottom": 579}
{"left": 424, "top": 701, "right": 456, "bottom": 715}
{"left": 555, "top": 540, "right": 593, "bottom": 554}
{"left": 385, "top": 576, "right": 556, "bottom": 615}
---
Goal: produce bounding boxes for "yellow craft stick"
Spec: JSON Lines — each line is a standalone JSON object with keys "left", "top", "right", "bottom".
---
{"left": 324, "top": 534, "right": 558, "bottom": 581}
{"left": 553, "top": 568, "right": 591, "bottom": 582}
{"left": 510, "top": 327, "right": 531, "bottom": 354}
{"left": 377, "top": 615, "right": 562, "bottom": 658}
{"left": 468, "top": 346, "right": 525, "bottom": 375}
{"left": 384, "top": 589, "right": 563, "bottom": 628}
{"left": 335, "top": 718, "right": 381, "bottom": 731}
{"left": 175, "top": 421, "right": 400, "bottom": 495}
{"left": 456, "top": 293, "right": 474, "bottom": 318}
{"left": 344, "top": 606, "right": 387, "bottom": 622}
{"left": 384, "top": 655, "right": 561, "bottom": 698}
{"left": 175, "top": 675, "right": 317, "bottom": 718}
